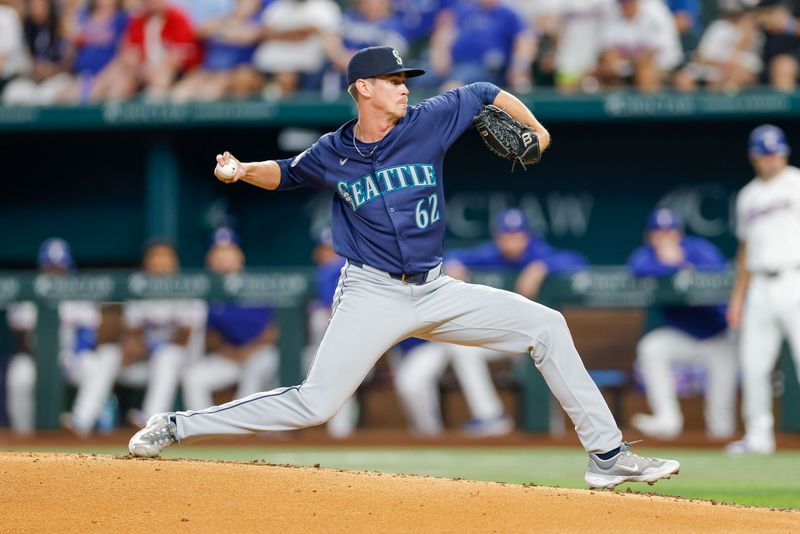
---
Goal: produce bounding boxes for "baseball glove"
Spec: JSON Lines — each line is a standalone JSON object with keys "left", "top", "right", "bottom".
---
{"left": 473, "top": 105, "right": 541, "bottom": 171}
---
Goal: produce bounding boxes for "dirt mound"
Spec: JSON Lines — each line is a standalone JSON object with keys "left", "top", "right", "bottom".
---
{"left": 1, "top": 452, "right": 797, "bottom": 533}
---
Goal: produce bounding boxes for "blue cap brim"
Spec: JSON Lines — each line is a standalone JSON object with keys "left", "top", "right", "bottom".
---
{"left": 348, "top": 67, "right": 426, "bottom": 86}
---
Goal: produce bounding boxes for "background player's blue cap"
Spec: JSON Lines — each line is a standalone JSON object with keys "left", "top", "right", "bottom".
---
{"left": 493, "top": 209, "right": 530, "bottom": 234}
{"left": 749, "top": 124, "right": 790, "bottom": 157}
{"left": 647, "top": 208, "right": 682, "bottom": 231}
{"left": 347, "top": 46, "right": 425, "bottom": 86}
{"left": 209, "top": 227, "right": 240, "bottom": 248}
{"left": 38, "top": 238, "right": 74, "bottom": 270}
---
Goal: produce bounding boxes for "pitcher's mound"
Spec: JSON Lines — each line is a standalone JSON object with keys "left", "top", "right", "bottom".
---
{"left": 1, "top": 452, "right": 796, "bottom": 532}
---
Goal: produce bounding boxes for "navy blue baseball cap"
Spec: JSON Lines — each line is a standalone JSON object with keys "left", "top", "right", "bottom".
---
{"left": 493, "top": 209, "right": 531, "bottom": 234}
{"left": 647, "top": 208, "right": 682, "bottom": 231}
{"left": 749, "top": 124, "right": 790, "bottom": 157}
{"left": 38, "top": 238, "right": 74, "bottom": 270}
{"left": 347, "top": 46, "right": 425, "bottom": 86}
{"left": 209, "top": 227, "right": 240, "bottom": 248}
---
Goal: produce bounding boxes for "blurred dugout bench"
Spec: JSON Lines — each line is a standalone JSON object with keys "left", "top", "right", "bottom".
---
{"left": 0, "top": 267, "right": 798, "bottom": 433}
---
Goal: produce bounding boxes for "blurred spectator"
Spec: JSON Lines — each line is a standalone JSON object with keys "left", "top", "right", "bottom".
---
{"left": 0, "top": 0, "right": 32, "bottom": 96}
{"left": 323, "top": 0, "right": 409, "bottom": 96}
{"left": 253, "top": 0, "right": 342, "bottom": 98}
{"left": 170, "top": 0, "right": 263, "bottom": 102}
{"left": 56, "top": 0, "right": 129, "bottom": 103}
{"left": 596, "top": 0, "right": 683, "bottom": 92}
{"left": 627, "top": 208, "right": 737, "bottom": 441}
{"left": 428, "top": 0, "right": 536, "bottom": 92}
{"left": 182, "top": 228, "right": 280, "bottom": 411}
{"left": 2, "top": 0, "right": 73, "bottom": 105}
{"left": 528, "top": 0, "right": 615, "bottom": 93}
{"left": 301, "top": 227, "right": 357, "bottom": 437}
{"left": 6, "top": 238, "right": 101, "bottom": 435}
{"left": 391, "top": 0, "right": 454, "bottom": 46}
{"left": 674, "top": 1, "right": 762, "bottom": 92}
{"left": 753, "top": 0, "right": 800, "bottom": 91}
{"left": 66, "top": 240, "right": 206, "bottom": 433}
{"left": 90, "top": 0, "right": 200, "bottom": 101}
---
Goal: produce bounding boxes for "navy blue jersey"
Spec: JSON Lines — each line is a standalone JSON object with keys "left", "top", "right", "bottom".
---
{"left": 627, "top": 236, "right": 728, "bottom": 340}
{"left": 446, "top": 238, "right": 588, "bottom": 274}
{"left": 207, "top": 303, "right": 275, "bottom": 347}
{"left": 316, "top": 256, "right": 346, "bottom": 308}
{"left": 277, "top": 82, "right": 501, "bottom": 274}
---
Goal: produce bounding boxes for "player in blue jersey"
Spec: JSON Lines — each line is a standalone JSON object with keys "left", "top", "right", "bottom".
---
{"left": 182, "top": 228, "right": 280, "bottom": 411}
{"left": 446, "top": 208, "right": 589, "bottom": 299}
{"left": 627, "top": 208, "right": 737, "bottom": 441}
{"left": 130, "top": 45, "right": 679, "bottom": 490}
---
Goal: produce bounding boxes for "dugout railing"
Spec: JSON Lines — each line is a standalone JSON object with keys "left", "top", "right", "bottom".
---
{"left": 1, "top": 267, "right": 798, "bottom": 433}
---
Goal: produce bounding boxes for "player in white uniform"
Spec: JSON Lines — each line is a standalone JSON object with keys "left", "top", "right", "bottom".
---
{"left": 390, "top": 338, "right": 511, "bottom": 437}
{"left": 182, "top": 229, "right": 280, "bottom": 412}
{"left": 64, "top": 241, "right": 205, "bottom": 434}
{"left": 5, "top": 238, "right": 101, "bottom": 435}
{"left": 727, "top": 124, "right": 800, "bottom": 455}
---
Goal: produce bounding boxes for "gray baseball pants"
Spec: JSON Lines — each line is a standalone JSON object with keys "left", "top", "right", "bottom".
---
{"left": 176, "top": 261, "right": 623, "bottom": 453}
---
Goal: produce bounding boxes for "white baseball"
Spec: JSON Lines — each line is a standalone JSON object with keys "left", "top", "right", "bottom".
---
{"left": 217, "top": 160, "right": 238, "bottom": 180}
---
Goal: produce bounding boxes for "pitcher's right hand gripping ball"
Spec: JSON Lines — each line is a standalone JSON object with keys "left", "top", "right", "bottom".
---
{"left": 473, "top": 105, "right": 541, "bottom": 171}
{"left": 215, "top": 151, "right": 243, "bottom": 183}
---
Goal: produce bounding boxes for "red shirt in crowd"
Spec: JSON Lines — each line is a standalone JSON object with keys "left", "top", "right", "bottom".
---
{"left": 124, "top": 6, "right": 201, "bottom": 70}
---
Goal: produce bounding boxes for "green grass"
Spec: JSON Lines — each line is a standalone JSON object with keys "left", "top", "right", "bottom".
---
{"left": 9, "top": 445, "right": 800, "bottom": 510}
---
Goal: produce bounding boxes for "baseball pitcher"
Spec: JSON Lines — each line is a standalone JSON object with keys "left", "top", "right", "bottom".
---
{"left": 130, "top": 46, "right": 680, "bottom": 489}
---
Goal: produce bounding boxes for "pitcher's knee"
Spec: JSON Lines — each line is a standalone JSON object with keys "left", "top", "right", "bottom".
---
{"left": 298, "top": 397, "right": 342, "bottom": 427}
{"left": 537, "top": 307, "right": 569, "bottom": 336}
{"left": 302, "top": 407, "right": 339, "bottom": 427}
{"left": 527, "top": 307, "right": 570, "bottom": 358}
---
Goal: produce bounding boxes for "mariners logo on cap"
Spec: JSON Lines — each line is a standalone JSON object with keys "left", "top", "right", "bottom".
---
{"left": 346, "top": 46, "right": 425, "bottom": 86}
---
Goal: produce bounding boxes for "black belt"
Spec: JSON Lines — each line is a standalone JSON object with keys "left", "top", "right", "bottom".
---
{"left": 348, "top": 260, "right": 438, "bottom": 285}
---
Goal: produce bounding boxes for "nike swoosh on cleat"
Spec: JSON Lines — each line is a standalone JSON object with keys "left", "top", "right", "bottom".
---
{"left": 616, "top": 463, "right": 639, "bottom": 473}
{"left": 339, "top": 158, "right": 348, "bottom": 166}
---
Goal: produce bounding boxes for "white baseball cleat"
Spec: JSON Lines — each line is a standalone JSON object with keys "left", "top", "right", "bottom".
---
{"left": 585, "top": 441, "right": 680, "bottom": 489}
{"left": 128, "top": 412, "right": 178, "bottom": 458}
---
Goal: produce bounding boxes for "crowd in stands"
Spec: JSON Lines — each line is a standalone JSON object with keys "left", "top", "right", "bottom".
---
{"left": 2, "top": 0, "right": 800, "bottom": 105}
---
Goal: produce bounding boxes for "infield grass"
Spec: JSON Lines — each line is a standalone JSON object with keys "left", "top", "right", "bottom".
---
{"left": 9, "top": 445, "right": 800, "bottom": 510}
